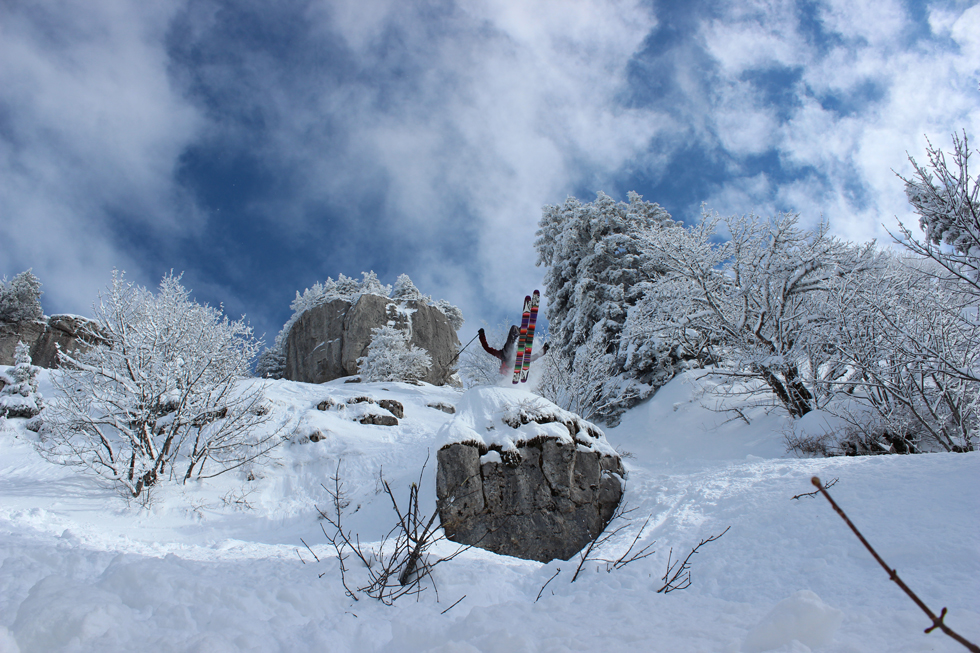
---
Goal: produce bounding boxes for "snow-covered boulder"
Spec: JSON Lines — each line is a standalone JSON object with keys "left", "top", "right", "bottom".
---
{"left": 435, "top": 387, "right": 624, "bottom": 563}
{"left": 284, "top": 294, "right": 460, "bottom": 386}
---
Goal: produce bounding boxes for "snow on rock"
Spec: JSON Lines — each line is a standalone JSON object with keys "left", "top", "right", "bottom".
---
{"left": 435, "top": 386, "right": 624, "bottom": 562}
{"left": 742, "top": 590, "right": 844, "bottom": 652}
{"left": 437, "top": 386, "right": 616, "bottom": 456}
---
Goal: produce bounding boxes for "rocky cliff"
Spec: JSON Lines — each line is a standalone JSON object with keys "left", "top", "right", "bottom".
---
{"left": 284, "top": 294, "right": 460, "bottom": 385}
{"left": 0, "top": 315, "right": 104, "bottom": 368}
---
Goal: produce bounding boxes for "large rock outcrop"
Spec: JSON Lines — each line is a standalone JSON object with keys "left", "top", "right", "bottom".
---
{"left": 435, "top": 387, "right": 625, "bottom": 563}
{"left": 284, "top": 294, "right": 460, "bottom": 386}
{"left": 0, "top": 321, "right": 45, "bottom": 366}
{"left": 0, "top": 315, "right": 104, "bottom": 368}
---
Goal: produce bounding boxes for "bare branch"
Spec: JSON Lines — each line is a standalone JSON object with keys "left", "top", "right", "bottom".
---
{"left": 791, "top": 477, "right": 838, "bottom": 500}
{"left": 812, "top": 476, "right": 979, "bottom": 652}
{"left": 657, "top": 526, "right": 731, "bottom": 594}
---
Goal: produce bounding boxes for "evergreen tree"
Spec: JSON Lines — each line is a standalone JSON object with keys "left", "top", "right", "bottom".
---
{"left": 0, "top": 342, "right": 43, "bottom": 418}
{"left": 534, "top": 191, "right": 676, "bottom": 422}
{"left": 0, "top": 269, "right": 44, "bottom": 323}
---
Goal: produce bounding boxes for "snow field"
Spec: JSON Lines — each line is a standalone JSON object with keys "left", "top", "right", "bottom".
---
{"left": 0, "top": 371, "right": 977, "bottom": 652}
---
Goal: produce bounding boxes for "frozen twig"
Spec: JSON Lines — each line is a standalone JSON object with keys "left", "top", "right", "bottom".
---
{"left": 791, "top": 477, "right": 838, "bottom": 500}
{"left": 440, "top": 595, "right": 467, "bottom": 615}
{"left": 316, "top": 456, "right": 469, "bottom": 605}
{"left": 570, "top": 502, "right": 656, "bottom": 583}
{"left": 812, "top": 476, "right": 979, "bottom": 652}
{"left": 657, "top": 526, "right": 730, "bottom": 594}
{"left": 536, "top": 568, "right": 561, "bottom": 603}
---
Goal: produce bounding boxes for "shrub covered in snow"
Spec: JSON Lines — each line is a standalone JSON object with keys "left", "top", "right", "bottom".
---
{"left": 39, "top": 271, "right": 279, "bottom": 499}
{"left": 0, "top": 269, "right": 43, "bottom": 323}
{"left": 357, "top": 325, "right": 432, "bottom": 383}
{"left": 0, "top": 342, "right": 42, "bottom": 418}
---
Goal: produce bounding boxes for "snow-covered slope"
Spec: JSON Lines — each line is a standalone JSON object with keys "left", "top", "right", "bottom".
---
{"left": 0, "top": 371, "right": 977, "bottom": 652}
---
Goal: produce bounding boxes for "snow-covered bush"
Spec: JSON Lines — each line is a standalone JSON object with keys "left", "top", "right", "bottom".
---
{"left": 0, "top": 342, "right": 42, "bottom": 418}
{"left": 357, "top": 325, "right": 432, "bottom": 383}
{"left": 535, "top": 191, "right": 678, "bottom": 422}
{"left": 255, "top": 331, "right": 287, "bottom": 379}
{"left": 39, "top": 271, "right": 279, "bottom": 499}
{"left": 0, "top": 269, "right": 43, "bottom": 323}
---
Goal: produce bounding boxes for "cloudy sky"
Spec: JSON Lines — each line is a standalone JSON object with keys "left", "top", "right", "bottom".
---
{"left": 1, "top": 0, "right": 978, "bottom": 344}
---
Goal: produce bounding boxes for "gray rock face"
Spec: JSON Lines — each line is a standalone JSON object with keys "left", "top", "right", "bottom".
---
{"left": 436, "top": 439, "right": 625, "bottom": 563}
{"left": 31, "top": 315, "right": 105, "bottom": 368}
{"left": 284, "top": 295, "right": 460, "bottom": 385}
{"left": 0, "top": 321, "right": 45, "bottom": 366}
{"left": 0, "top": 315, "right": 104, "bottom": 368}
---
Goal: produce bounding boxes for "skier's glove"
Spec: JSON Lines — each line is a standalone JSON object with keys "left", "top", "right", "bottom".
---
{"left": 542, "top": 342, "right": 550, "bottom": 354}
{"left": 478, "top": 328, "right": 485, "bottom": 336}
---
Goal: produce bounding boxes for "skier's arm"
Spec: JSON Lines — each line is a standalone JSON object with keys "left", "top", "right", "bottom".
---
{"left": 478, "top": 328, "right": 504, "bottom": 361}
{"left": 528, "top": 342, "right": 550, "bottom": 362}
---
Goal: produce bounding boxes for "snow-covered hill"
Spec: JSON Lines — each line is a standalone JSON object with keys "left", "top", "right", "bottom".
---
{"left": 1, "top": 371, "right": 977, "bottom": 652}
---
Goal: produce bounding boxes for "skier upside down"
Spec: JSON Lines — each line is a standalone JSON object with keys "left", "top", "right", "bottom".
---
{"left": 478, "top": 326, "right": 549, "bottom": 376}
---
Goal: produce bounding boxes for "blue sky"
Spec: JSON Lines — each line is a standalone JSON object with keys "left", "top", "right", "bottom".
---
{"left": 1, "top": 0, "right": 978, "bottom": 345}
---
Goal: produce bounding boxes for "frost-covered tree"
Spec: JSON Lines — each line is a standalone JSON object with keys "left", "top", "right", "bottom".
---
{"left": 391, "top": 274, "right": 427, "bottom": 302}
{"left": 897, "top": 131, "right": 979, "bottom": 290}
{"left": 635, "top": 210, "right": 874, "bottom": 418}
{"left": 536, "top": 335, "right": 622, "bottom": 421}
{"left": 0, "top": 269, "right": 43, "bottom": 323}
{"left": 823, "top": 251, "right": 977, "bottom": 452}
{"left": 535, "top": 191, "right": 677, "bottom": 422}
{"left": 357, "top": 325, "right": 432, "bottom": 383}
{"left": 39, "top": 272, "right": 278, "bottom": 500}
{"left": 0, "top": 342, "right": 42, "bottom": 418}
{"left": 255, "top": 347, "right": 286, "bottom": 379}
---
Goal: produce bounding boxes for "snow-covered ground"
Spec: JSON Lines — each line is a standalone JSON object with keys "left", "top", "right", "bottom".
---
{"left": 1, "top": 370, "right": 977, "bottom": 652}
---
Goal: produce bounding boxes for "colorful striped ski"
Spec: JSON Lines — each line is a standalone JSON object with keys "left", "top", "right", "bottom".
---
{"left": 520, "top": 290, "right": 540, "bottom": 382}
{"left": 512, "top": 294, "right": 532, "bottom": 383}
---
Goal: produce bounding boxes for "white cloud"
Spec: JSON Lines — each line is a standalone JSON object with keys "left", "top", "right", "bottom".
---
{"left": 0, "top": 0, "right": 203, "bottom": 314}
{"left": 686, "top": 0, "right": 980, "bottom": 247}
{"left": 271, "top": 0, "right": 664, "bottom": 313}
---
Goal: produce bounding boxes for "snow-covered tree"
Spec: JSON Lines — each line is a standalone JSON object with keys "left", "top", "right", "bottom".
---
{"left": 897, "top": 131, "right": 979, "bottom": 290}
{"left": 0, "top": 342, "right": 42, "bottom": 418}
{"left": 535, "top": 191, "right": 677, "bottom": 422}
{"left": 823, "top": 252, "right": 978, "bottom": 452}
{"left": 0, "top": 269, "right": 43, "bottom": 323}
{"left": 255, "top": 347, "right": 286, "bottom": 379}
{"left": 635, "top": 210, "right": 874, "bottom": 418}
{"left": 357, "top": 325, "right": 432, "bottom": 383}
{"left": 391, "top": 274, "right": 427, "bottom": 302}
{"left": 433, "top": 299, "right": 464, "bottom": 331}
{"left": 853, "top": 131, "right": 980, "bottom": 451}
{"left": 39, "top": 272, "right": 278, "bottom": 500}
